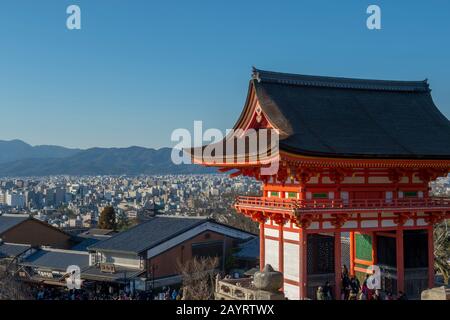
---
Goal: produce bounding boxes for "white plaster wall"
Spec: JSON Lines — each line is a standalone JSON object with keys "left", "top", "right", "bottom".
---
{"left": 284, "top": 231, "right": 299, "bottom": 241}
{"left": 361, "top": 220, "right": 378, "bottom": 228}
{"left": 342, "top": 221, "right": 358, "bottom": 229}
{"left": 381, "top": 219, "right": 396, "bottom": 227}
{"left": 104, "top": 252, "right": 141, "bottom": 268}
{"left": 264, "top": 238, "right": 279, "bottom": 270}
{"left": 264, "top": 228, "right": 279, "bottom": 238}
{"left": 283, "top": 242, "right": 299, "bottom": 282}
{"left": 284, "top": 283, "right": 300, "bottom": 300}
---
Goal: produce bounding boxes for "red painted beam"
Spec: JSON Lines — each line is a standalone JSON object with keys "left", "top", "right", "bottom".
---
{"left": 260, "top": 223, "right": 265, "bottom": 271}
{"left": 334, "top": 231, "right": 342, "bottom": 300}
{"left": 376, "top": 232, "right": 397, "bottom": 238}
{"left": 396, "top": 228, "right": 405, "bottom": 295}
{"left": 279, "top": 222, "right": 284, "bottom": 276}
{"left": 349, "top": 232, "right": 355, "bottom": 276}
{"left": 372, "top": 232, "right": 377, "bottom": 265}
{"left": 428, "top": 225, "right": 435, "bottom": 288}
{"left": 299, "top": 229, "right": 308, "bottom": 300}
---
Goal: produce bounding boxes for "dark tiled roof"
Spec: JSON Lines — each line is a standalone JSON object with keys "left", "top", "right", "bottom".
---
{"left": 21, "top": 249, "right": 89, "bottom": 271}
{"left": 70, "top": 237, "right": 103, "bottom": 251}
{"left": 80, "top": 228, "right": 115, "bottom": 236}
{"left": 0, "top": 243, "right": 31, "bottom": 258}
{"left": 0, "top": 215, "right": 29, "bottom": 235}
{"left": 252, "top": 68, "right": 450, "bottom": 159}
{"left": 88, "top": 216, "right": 209, "bottom": 254}
{"left": 82, "top": 265, "right": 144, "bottom": 282}
{"left": 234, "top": 237, "right": 259, "bottom": 260}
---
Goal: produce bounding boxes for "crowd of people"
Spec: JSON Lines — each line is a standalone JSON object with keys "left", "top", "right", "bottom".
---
{"left": 316, "top": 265, "right": 408, "bottom": 300}
{"left": 32, "top": 266, "right": 412, "bottom": 301}
{"left": 33, "top": 285, "right": 182, "bottom": 301}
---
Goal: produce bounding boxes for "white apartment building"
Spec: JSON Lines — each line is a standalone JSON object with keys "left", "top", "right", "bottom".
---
{"left": 6, "top": 191, "right": 25, "bottom": 209}
{"left": 0, "top": 191, "right": 5, "bottom": 205}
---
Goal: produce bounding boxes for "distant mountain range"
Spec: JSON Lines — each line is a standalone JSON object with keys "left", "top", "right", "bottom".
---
{"left": 0, "top": 140, "right": 215, "bottom": 177}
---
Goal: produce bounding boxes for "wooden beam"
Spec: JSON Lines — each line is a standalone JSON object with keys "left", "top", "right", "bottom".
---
{"left": 428, "top": 225, "right": 435, "bottom": 288}
{"left": 279, "top": 222, "right": 284, "bottom": 276}
{"left": 354, "top": 258, "right": 373, "bottom": 266}
{"left": 299, "top": 229, "right": 308, "bottom": 299}
{"left": 334, "top": 231, "right": 342, "bottom": 300}
{"left": 354, "top": 266, "right": 372, "bottom": 274}
{"left": 349, "top": 231, "right": 355, "bottom": 276}
{"left": 372, "top": 232, "right": 377, "bottom": 265}
{"left": 260, "top": 223, "right": 265, "bottom": 270}
{"left": 396, "top": 228, "right": 405, "bottom": 295}
{"left": 376, "top": 231, "right": 397, "bottom": 238}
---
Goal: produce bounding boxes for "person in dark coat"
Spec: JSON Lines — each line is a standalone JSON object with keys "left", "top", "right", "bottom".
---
{"left": 323, "top": 281, "right": 333, "bottom": 300}
{"left": 397, "top": 291, "right": 408, "bottom": 300}
{"left": 316, "top": 286, "right": 325, "bottom": 300}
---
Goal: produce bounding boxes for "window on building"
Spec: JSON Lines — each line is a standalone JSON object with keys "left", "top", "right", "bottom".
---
{"left": 385, "top": 191, "right": 393, "bottom": 203}
{"left": 307, "top": 234, "right": 334, "bottom": 274}
{"left": 341, "top": 191, "right": 349, "bottom": 204}
{"left": 312, "top": 192, "right": 328, "bottom": 199}
{"left": 269, "top": 191, "right": 280, "bottom": 197}
{"left": 287, "top": 192, "right": 297, "bottom": 199}
{"left": 90, "top": 253, "right": 97, "bottom": 265}
{"left": 404, "top": 191, "right": 418, "bottom": 198}
{"left": 192, "top": 240, "right": 224, "bottom": 261}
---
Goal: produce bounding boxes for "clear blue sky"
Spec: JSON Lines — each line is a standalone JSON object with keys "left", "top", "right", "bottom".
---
{"left": 0, "top": 0, "right": 449, "bottom": 149}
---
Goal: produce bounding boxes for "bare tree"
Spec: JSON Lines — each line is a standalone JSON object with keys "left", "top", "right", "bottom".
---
{"left": 214, "top": 210, "right": 259, "bottom": 235}
{"left": 0, "top": 271, "right": 34, "bottom": 300}
{"left": 434, "top": 220, "right": 450, "bottom": 285}
{"left": 177, "top": 257, "right": 219, "bottom": 300}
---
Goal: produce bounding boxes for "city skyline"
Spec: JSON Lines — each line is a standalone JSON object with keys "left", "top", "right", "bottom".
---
{"left": 1, "top": 1, "right": 450, "bottom": 149}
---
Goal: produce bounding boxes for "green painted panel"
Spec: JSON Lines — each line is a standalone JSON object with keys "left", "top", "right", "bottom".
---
{"left": 355, "top": 233, "right": 373, "bottom": 261}
{"left": 287, "top": 192, "right": 297, "bottom": 198}
{"left": 312, "top": 192, "right": 328, "bottom": 199}
{"left": 270, "top": 191, "right": 279, "bottom": 197}
{"left": 355, "top": 263, "right": 369, "bottom": 269}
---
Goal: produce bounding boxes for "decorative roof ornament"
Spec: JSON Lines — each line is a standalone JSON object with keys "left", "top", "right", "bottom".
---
{"left": 252, "top": 66, "right": 261, "bottom": 83}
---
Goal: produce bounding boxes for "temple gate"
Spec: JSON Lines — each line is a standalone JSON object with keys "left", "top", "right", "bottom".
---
{"left": 189, "top": 68, "right": 450, "bottom": 299}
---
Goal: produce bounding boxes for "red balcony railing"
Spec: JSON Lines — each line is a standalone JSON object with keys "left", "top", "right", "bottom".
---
{"left": 235, "top": 196, "right": 450, "bottom": 213}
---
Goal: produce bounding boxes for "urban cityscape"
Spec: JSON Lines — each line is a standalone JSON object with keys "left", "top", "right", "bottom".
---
{"left": 0, "top": 174, "right": 261, "bottom": 231}
{"left": 1, "top": 174, "right": 449, "bottom": 229}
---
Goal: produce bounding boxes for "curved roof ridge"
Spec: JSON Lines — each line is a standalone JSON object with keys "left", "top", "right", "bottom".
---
{"left": 252, "top": 67, "right": 430, "bottom": 92}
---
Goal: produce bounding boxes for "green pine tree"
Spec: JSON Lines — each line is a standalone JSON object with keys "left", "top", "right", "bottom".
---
{"left": 98, "top": 206, "right": 117, "bottom": 230}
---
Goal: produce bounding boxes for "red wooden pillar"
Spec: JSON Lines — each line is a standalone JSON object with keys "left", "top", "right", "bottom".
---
{"left": 299, "top": 229, "right": 308, "bottom": 299}
{"left": 396, "top": 228, "right": 405, "bottom": 294}
{"left": 334, "top": 231, "right": 342, "bottom": 300}
{"left": 372, "top": 232, "right": 377, "bottom": 265}
{"left": 349, "top": 231, "right": 355, "bottom": 276}
{"left": 260, "top": 222, "right": 265, "bottom": 271}
{"left": 299, "top": 182, "right": 306, "bottom": 202}
{"left": 279, "top": 222, "right": 284, "bottom": 274}
{"left": 427, "top": 225, "right": 435, "bottom": 288}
